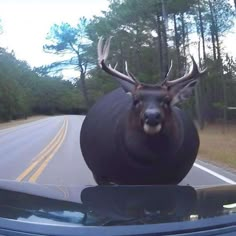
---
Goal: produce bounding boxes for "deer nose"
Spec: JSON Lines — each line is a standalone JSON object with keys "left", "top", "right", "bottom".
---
{"left": 144, "top": 109, "right": 161, "bottom": 126}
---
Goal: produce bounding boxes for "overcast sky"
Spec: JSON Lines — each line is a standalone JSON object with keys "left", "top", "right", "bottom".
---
{"left": 0, "top": 0, "right": 109, "bottom": 73}
{"left": 0, "top": 0, "right": 235, "bottom": 79}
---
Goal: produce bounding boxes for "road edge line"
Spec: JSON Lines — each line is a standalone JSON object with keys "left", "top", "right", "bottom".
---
{"left": 194, "top": 163, "right": 236, "bottom": 184}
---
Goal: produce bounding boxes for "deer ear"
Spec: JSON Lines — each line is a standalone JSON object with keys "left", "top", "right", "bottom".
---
{"left": 170, "top": 80, "right": 198, "bottom": 105}
{"left": 113, "top": 77, "right": 136, "bottom": 93}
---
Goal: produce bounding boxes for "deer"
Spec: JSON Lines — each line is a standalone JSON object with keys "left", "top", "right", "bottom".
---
{"left": 80, "top": 37, "right": 207, "bottom": 185}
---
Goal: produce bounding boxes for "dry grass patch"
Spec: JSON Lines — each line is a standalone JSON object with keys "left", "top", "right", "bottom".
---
{"left": 198, "top": 123, "right": 236, "bottom": 170}
{"left": 0, "top": 116, "right": 49, "bottom": 130}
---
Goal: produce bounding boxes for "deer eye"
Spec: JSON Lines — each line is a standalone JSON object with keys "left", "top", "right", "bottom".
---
{"left": 133, "top": 99, "right": 141, "bottom": 108}
{"left": 160, "top": 97, "right": 170, "bottom": 108}
{"left": 159, "top": 101, "right": 166, "bottom": 106}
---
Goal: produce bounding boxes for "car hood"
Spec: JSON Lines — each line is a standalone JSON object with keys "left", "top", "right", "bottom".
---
{"left": 0, "top": 180, "right": 235, "bottom": 226}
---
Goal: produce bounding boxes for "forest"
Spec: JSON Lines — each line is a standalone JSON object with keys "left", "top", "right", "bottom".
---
{"left": 0, "top": 0, "right": 236, "bottom": 128}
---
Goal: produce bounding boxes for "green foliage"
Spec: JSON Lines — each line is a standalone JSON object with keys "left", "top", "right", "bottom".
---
{"left": 84, "top": 0, "right": 236, "bottom": 122}
{"left": 0, "top": 48, "right": 85, "bottom": 122}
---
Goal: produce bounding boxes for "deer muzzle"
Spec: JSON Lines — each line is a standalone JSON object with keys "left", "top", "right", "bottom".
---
{"left": 143, "top": 108, "right": 162, "bottom": 135}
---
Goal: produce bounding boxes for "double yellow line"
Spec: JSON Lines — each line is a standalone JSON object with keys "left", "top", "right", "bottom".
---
{"left": 16, "top": 118, "right": 68, "bottom": 183}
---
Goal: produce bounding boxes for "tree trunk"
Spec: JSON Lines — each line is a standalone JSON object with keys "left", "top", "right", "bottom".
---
{"left": 196, "top": 40, "right": 204, "bottom": 129}
{"left": 135, "top": 27, "right": 141, "bottom": 75}
{"left": 79, "top": 72, "right": 90, "bottom": 108}
{"left": 71, "top": 44, "right": 90, "bottom": 109}
{"left": 197, "top": 0, "right": 206, "bottom": 62}
{"left": 208, "top": 0, "right": 221, "bottom": 61}
{"left": 214, "top": 10, "right": 221, "bottom": 61}
{"left": 119, "top": 41, "right": 126, "bottom": 74}
{"left": 215, "top": 28, "right": 221, "bottom": 61}
{"left": 180, "top": 13, "right": 186, "bottom": 61}
{"left": 161, "top": 0, "right": 169, "bottom": 79}
{"left": 209, "top": 0, "right": 216, "bottom": 60}
{"left": 210, "top": 25, "right": 217, "bottom": 60}
{"left": 156, "top": 15, "right": 164, "bottom": 80}
{"left": 223, "top": 75, "right": 227, "bottom": 132}
{"left": 173, "top": 13, "right": 181, "bottom": 76}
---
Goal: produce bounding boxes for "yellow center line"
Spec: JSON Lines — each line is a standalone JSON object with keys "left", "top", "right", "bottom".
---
{"left": 29, "top": 119, "right": 68, "bottom": 183}
{"left": 16, "top": 118, "right": 66, "bottom": 182}
{"left": 29, "top": 118, "right": 66, "bottom": 164}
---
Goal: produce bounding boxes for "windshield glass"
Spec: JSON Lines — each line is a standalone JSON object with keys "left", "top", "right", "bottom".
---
{"left": 0, "top": 0, "right": 236, "bottom": 232}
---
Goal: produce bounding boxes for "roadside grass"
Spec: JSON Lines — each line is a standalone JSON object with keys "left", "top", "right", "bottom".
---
{"left": 0, "top": 116, "right": 49, "bottom": 130}
{"left": 198, "top": 123, "right": 236, "bottom": 171}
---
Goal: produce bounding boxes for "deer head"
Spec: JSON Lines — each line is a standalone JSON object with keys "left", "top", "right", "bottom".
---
{"left": 98, "top": 37, "right": 207, "bottom": 135}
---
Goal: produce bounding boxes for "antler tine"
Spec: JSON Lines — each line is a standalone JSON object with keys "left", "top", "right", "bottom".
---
{"left": 166, "top": 60, "right": 173, "bottom": 81}
{"left": 108, "top": 62, "right": 118, "bottom": 69}
{"left": 97, "top": 36, "right": 139, "bottom": 85}
{"left": 161, "top": 60, "right": 173, "bottom": 85}
{"left": 98, "top": 37, "right": 104, "bottom": 67}
{"left": 129, "top": 72, "right": 139, "bottom": 83}
{"left": 125, "top": 61, "right": 129, "bottom": 75}
{"left": 98, "top": 36, "right": 113, "bottom": 66}
{"left": 165, "top": 56, "right": 207, "bottom": 86}
{"left": 125, "top": 61, "right": 139, "bottom": 83}
{"left": 102, "top": 36, "right": 112, "bottom": 62}
{"left": 114, "top": 62, "right": 118, "bottom": 70}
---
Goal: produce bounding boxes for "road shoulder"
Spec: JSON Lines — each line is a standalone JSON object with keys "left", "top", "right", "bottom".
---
{"left": 0, "top": 116, "right": 49, "bottom": 130}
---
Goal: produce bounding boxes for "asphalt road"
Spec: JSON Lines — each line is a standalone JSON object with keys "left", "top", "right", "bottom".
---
{"left": 0, "top": 115, "right": 236, "bottom": 187}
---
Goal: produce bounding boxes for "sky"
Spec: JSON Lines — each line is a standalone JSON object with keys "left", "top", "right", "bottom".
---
{"left": 0, "top": 0, "right": 109, "bottom": 77}
{"left": 0, "top": 0, "right": 235, "bottom": 79}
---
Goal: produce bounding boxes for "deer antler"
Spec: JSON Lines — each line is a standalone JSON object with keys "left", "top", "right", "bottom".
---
{"left": 163, "top": 57, "right": 207, "bottom": 87}
{"left": 98, "top": 37, "right": 139, "bottom": 85}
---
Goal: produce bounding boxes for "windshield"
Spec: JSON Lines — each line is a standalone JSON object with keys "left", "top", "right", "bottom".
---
{"left": 0, "top": 0, "right": 236, "bottom": 234}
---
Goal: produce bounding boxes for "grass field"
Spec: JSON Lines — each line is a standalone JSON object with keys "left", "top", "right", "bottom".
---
{"left": 198, "top": 123, "right": 236, "bottom": 171}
